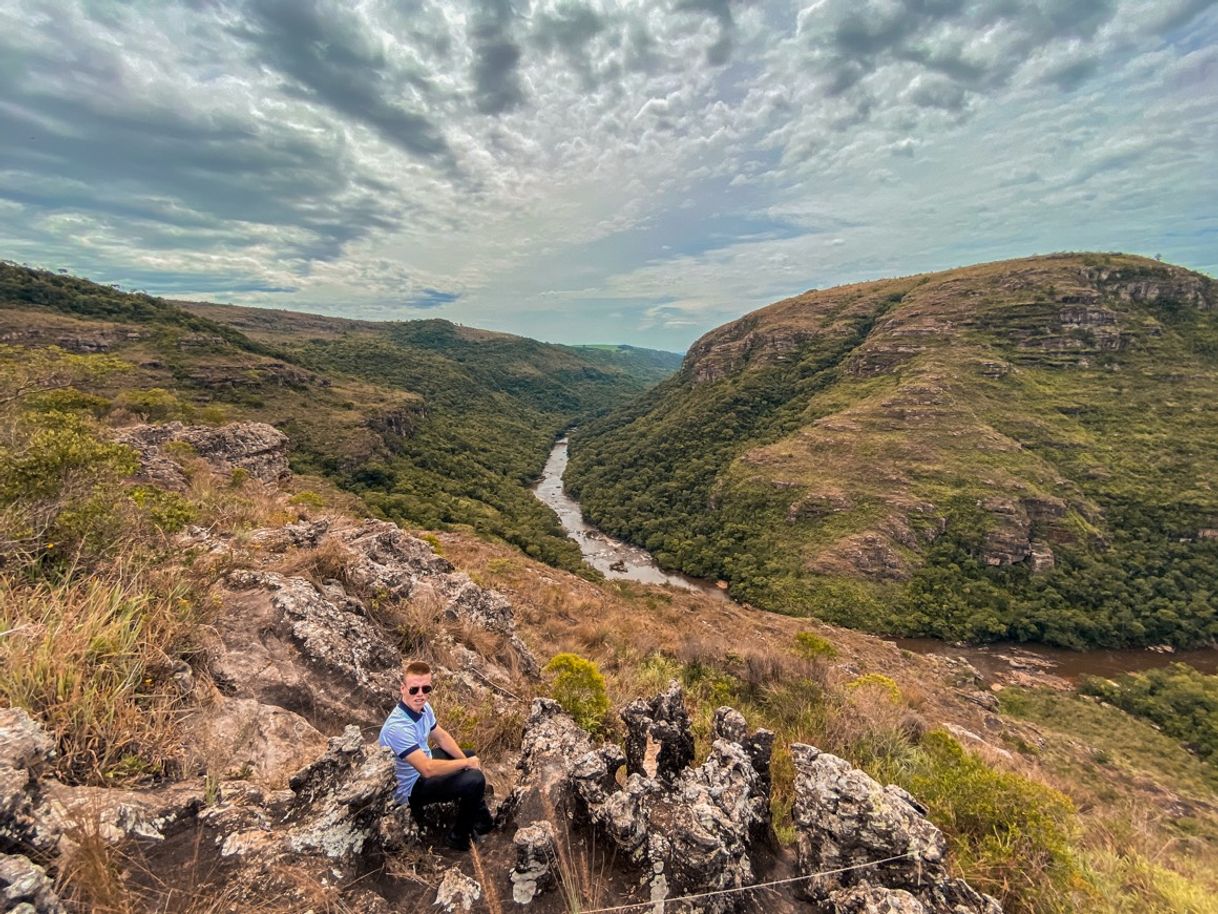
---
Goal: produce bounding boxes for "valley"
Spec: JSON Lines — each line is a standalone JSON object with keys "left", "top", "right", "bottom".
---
{"left": 2, "top": 257, "right": 1218, "bottom": 914}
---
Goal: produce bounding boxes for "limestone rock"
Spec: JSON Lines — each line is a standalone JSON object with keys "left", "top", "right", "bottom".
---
{"left": 187, "top": 696, "right": 328, "bottom": 783}
{"left": 46, "top": 781, "right": 205, "bottom": 846}
{"left": 511, "top": 821, "right": 558, "bottom": 903}
{"left": 210, "top": 570, "right": 402, "bottom": 729}
{"left": 621, "top": 681, "right": 694, "bottom": 782}
{"left": 0, "top": 853, "right": 65, "bottom": 914}
{"left": 791, "top": 744, "right": 1000, "bottom": 913}
{"left": 208, "top": 727, "right": 399, "bottom": 882}
{"left": 435, "top": 867, "right": 481, "bottom": 913}
{"left": 0, "top": 709, "right": 61, "bottom": 857}
{"left": 504, "top": 699, "right": 595, "bottom": 826}
{"left": 115, "top": 421, "right": 290, "bottom": 489}
{"left": 565, "top": 687, "right": 773, "bottom": 914}
{"left": 828, "top": 883, "right": 927, "bottom": 914}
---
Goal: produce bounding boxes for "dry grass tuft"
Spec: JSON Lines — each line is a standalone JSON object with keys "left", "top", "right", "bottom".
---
{"left": 0, "top": 561, "right": 207, "bottom": 783}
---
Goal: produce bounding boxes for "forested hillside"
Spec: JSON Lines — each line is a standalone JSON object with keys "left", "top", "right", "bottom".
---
{"left": 0, "top": 262, "right": 679, "bottom": 569}
{"left": 568, "top": 253, "right": 1218, "bottom": 648}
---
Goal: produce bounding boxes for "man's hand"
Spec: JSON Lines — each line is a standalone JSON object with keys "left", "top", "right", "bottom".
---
{"left": 464, "top": 756, "right": 481, "bottom": 771}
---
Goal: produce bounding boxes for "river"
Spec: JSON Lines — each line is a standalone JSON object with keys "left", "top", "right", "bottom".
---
{"left": 532, "top": 437, "right": 726, "bottom": 595}
{"left": 532, "top": 436, "right": 1218, "bottom": 681}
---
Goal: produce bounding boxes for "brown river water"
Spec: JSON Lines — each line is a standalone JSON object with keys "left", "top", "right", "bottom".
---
{"left": 533, "top": 437, "right": 1218, "bottom": 682}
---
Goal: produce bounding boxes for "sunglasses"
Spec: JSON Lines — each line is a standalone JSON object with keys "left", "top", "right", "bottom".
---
{"left": 407, "top": 684, "right": 433, "bottom": 696}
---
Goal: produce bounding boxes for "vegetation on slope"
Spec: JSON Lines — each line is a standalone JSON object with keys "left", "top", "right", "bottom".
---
{"left": 1080, "top": 663, "right": 1218, "bottom": 764}
{"left": 0, "top": 261, "right": 678, "bottom": 571}
{"left": 568, "top": 254, "right": 1218, "bottom": 648}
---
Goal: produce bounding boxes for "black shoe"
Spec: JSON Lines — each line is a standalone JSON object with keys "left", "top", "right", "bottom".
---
{"left": 473, "top": 811, "right": 495, "bottom": 836}
{"left": 444, "top": 830, "right": 472, "bottom": 852}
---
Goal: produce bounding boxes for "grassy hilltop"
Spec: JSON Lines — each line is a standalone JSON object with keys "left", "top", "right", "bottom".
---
{"left": 568, "top": 253, "right": 1218, "bottom": 648}
{"left": 0, "top": 262, "right": 680, "bottom": 569}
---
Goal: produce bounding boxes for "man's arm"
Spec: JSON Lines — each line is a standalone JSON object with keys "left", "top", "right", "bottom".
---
{"left": 402, "top": 746, "right": 476, "bottom": 779}
{"left": 431, "top": 724, "right": 471, "bottom": 762}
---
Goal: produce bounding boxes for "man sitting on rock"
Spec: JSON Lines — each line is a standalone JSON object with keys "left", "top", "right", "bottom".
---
{"left": 379, "top": 660, "right": 493, "bottom": 850}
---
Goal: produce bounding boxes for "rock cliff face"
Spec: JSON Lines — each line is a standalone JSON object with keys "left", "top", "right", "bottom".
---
{"left": 114, "top": 421, "right": 290, "bottom": 490}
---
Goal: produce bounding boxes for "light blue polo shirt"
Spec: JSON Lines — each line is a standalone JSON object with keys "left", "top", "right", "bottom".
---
{"left": 379, "top": 700, "right": 437, "bottom": 803}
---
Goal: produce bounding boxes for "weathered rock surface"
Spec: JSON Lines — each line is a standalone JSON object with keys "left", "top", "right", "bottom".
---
{"left": 621, "top": 681, "right": 694, "bottom": 782}
{"left": 210, "top": 570, "right": 402, "bottom": 730}
{"left": 792, "top": 744, "right": 1001, "bottom": 914}
{"left": 0, "top": 709, "right": 61, "bottom": 857}
{"left": 434, "top": 867, "right": 482, "bottom": 913}
{"left": 205, "top": 726, "right": 398, "bottom": 882}
{"left": 187, "top": 696, "right": 329, "bottom": 783}
{"left": 0, "top": 853, "right": 65, "bottom": 914}
{"left": 509, "top": 686, "right": 774, "bottom": 914}
{"left": 511, "top": 821, "right": 558, "bottom": 903}
{"left": 114, "top": 421, "right": 290, "bottom": 490}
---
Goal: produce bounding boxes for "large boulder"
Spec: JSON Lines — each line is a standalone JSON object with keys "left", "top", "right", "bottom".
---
{"left": 208, "top": 570, "right": 402, "bottom": 730}
{"left": 205, "top": 726, "right": 399, "bottom": 883}
{"left": 791, "top": 744, "right": 1001, "bottom": 914}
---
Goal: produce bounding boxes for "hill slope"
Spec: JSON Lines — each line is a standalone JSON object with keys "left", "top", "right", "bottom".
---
{"left": 0, "top": 262, "right": 679, "bottom": 569}
{"left": 567, "top": 253, "right": 1218, "bottom": 648}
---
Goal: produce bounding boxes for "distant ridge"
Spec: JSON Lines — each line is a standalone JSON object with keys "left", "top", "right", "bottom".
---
{"left": 567, "top": 253, "right": 1218, "bottom": 648}
{"left": 0, "top": 260, "right": 677, "bottom": 571}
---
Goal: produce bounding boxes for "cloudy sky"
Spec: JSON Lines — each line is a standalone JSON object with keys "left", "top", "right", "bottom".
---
{"left": 2, "top": 0, "right": 1215, "bottom": 350}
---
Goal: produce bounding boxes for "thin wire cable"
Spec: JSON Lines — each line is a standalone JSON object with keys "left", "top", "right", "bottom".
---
{"left": 574, "top": 851, "right": 918, "bottom": 914}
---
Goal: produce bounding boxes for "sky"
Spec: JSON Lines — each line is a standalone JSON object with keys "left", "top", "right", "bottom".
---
{"left": 1, "top": 0, "right": 1216, "bottom": 351}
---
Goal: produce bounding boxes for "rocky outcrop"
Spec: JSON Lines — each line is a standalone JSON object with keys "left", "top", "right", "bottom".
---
{"left": 209, "top": 569, "right": 403, "bottom": 729}
{"left": 507, "top": 686, "right": 774, "bottom": 914}
{"left": 114, "top": 421, "right": 289, "bottom": 490}
{"left": 203, "top": 517, "right": 538, "bottom": 731}
{"left": 978, "top": 496, "right": 1069, "bottom": 571}
{"left": 791, "top": 744, "right": 1001, "bottom": 914}
{"left": 621, "top": 681, "right": 695, "bottom": 782}
{"left": 204, "top": 726, "right": 398, "bottom": 882}
{"left": 0, "top": 709, "right": 61, "bottom": 858}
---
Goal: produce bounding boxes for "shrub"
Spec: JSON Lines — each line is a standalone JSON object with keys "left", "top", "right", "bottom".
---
{"left": 24, "top": 386, "right": 110, "bottom": 416}
{"left": 115, "top": 387, "right": 185, "bottom": 421}
{"left": 128, "top": 486, "right": 197, "bottom": 533}
{"left": 794, "top": 630, "right": 838, "bottom": 660}
{"left": 0, "top": 410, "right": 139, "bottom": 562}
{"left": 544, "top": 652, "right": 611, "bottom": 733}
{"left": 901, "top": 730, "right": 1078, "bottom": 914}
{"left": 847, "top": 672, "right": 902, "bottom": 702}
{"left": 289, "top": 490, "right": 327, "bottom": 509}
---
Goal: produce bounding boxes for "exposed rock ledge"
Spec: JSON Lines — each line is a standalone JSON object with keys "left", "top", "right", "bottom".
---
{"left": 113, "top": 420, "right": 290, "bottom": 491}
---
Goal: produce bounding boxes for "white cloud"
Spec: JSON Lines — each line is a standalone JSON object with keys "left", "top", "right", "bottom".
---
{"left": 0, "top": 0, "right": 1213, "bottom": 350}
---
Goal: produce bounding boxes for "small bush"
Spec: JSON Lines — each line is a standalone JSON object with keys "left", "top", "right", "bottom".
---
{"left": 115, "top": 387, "right": 186, "bottom": 421}
{"left": 847, "top": 672, "right": 902, "bottom": 703}
{"left": 289, "top": 490, "right": 327, "bottom": 509}
{"left": 794, "top": 630, "right": 838, "bottom": 660}
{"left": 901, "top": 730, "right": 1078, "bottom": 914}
{"left": 128, "top": 486, "right": 197, "bottom": 533}
{"left": 24, "top": 386, "right": 110, "bottom": 416}
{"left": 544, "top": 652, "right": 611, "bottom": 733}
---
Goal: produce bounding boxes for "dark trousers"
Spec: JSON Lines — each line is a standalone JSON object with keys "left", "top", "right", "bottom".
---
{"left": 408, "top": 747, "right": 490, "bottom": 839}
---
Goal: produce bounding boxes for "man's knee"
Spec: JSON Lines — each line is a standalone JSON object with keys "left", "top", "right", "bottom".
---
{"left": 458, "top": 768, "right": 485, "bottom": 795}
